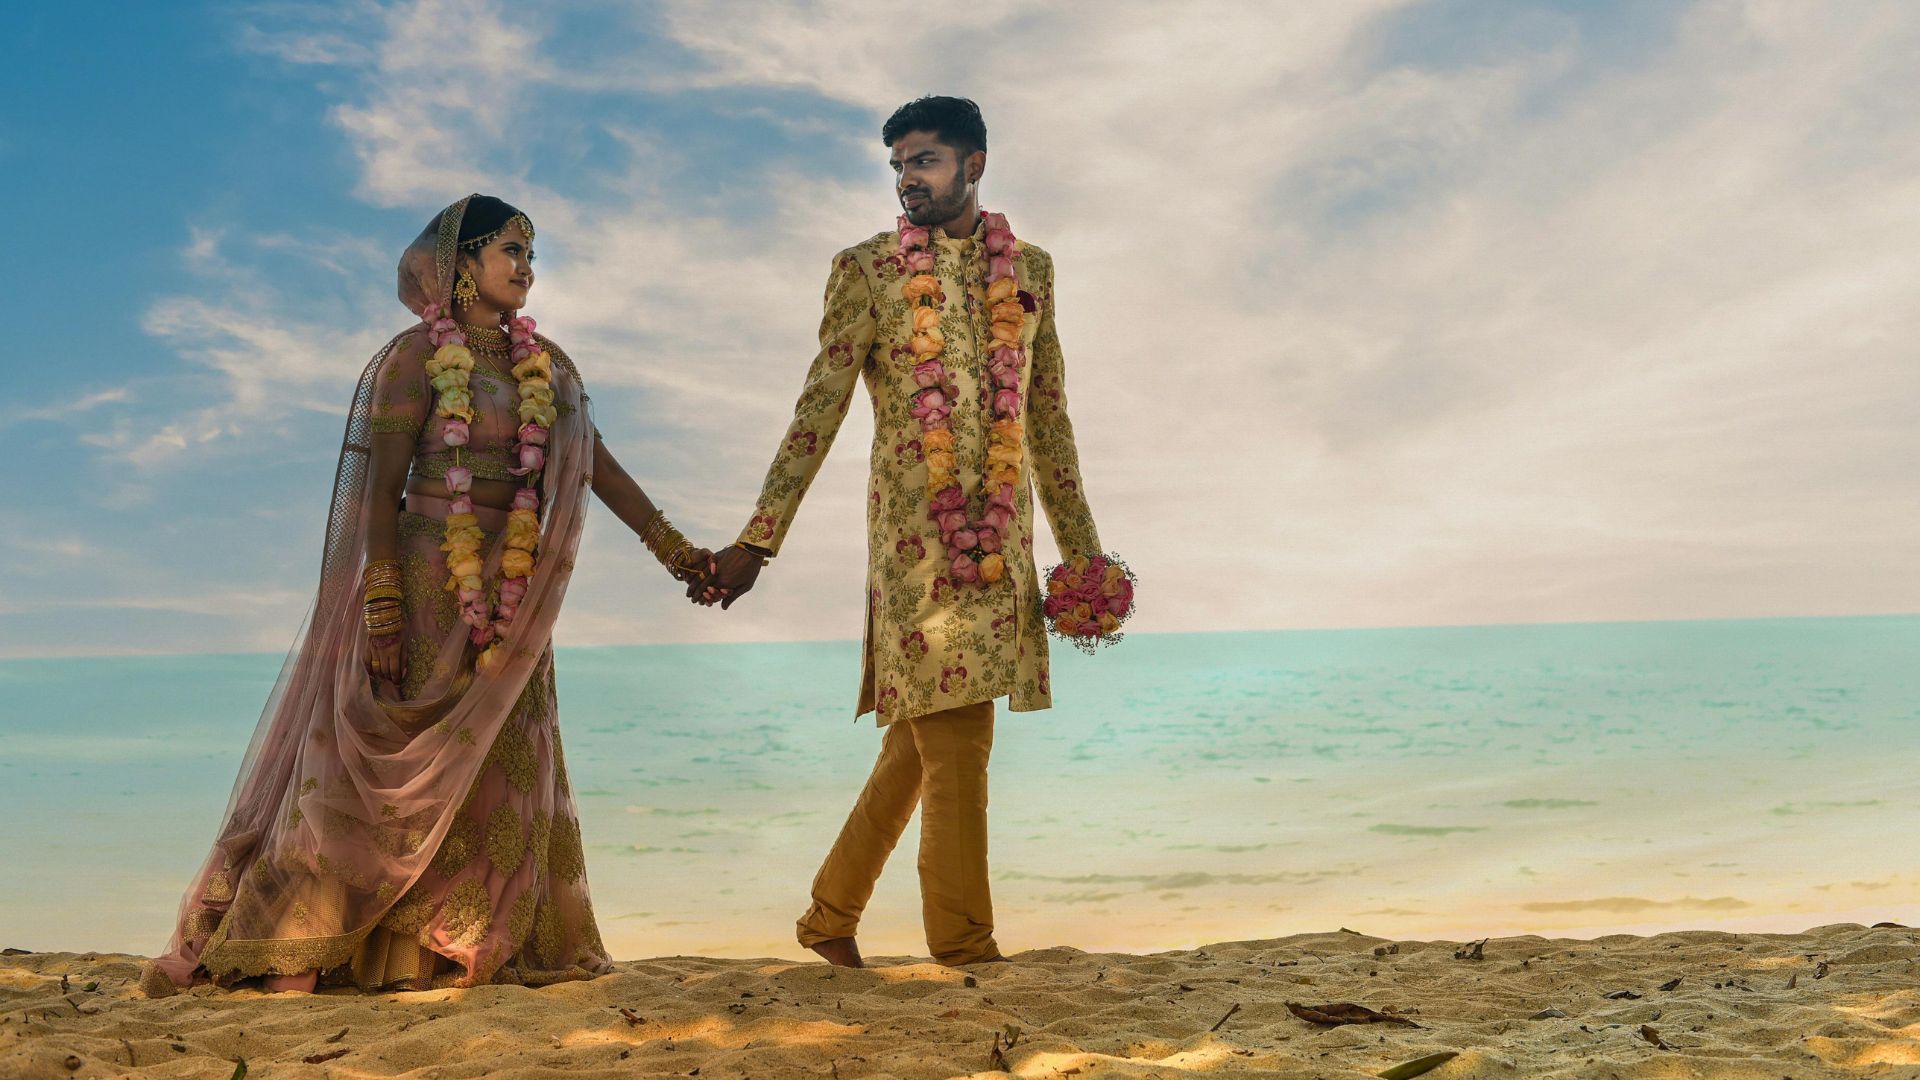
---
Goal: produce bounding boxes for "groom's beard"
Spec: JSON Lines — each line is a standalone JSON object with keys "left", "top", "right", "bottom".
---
{"left": 901, "top": 168, "right": 969, "bottom": 226}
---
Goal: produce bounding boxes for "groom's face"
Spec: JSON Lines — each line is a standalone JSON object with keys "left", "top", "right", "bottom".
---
{"left": 890, "top": 131, "right": 978, "bottom": 227}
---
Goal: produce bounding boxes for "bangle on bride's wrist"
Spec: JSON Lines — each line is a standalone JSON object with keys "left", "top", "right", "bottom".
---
{"left": 657, "top": 537, "right": 691, "bottom": 570}
{"left": 643, "top": 512, "right": 691, "bottom": 569}
{"left": 364, "top": 599, "right": 405, "bottom": 630}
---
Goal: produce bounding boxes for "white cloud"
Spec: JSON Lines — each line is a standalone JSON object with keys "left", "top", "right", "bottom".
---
{"left": 610, "top": 0, "right": 1920, "bottom": 636}
{"left": 327, "top": 0, "right": 548, "bottom": 206}
{"left": 8, "top": 387, "right": 133, "bottom": 428}
{"left": 91, "top": 0, "right": 1920, "bottom": 660}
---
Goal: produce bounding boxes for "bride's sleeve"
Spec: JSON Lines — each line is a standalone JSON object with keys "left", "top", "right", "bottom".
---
{"left": 369, "top": 330, "right": 433, "bottom": 439}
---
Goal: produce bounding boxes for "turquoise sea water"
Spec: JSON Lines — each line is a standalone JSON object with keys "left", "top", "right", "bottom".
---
{"left": 2, "top": 617, "right": 1915, "bottom": 961}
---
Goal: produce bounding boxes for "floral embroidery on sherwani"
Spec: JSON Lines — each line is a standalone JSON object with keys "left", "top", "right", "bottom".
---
{"left": 740, "top": 223, "right": 1102, "bottom": 725}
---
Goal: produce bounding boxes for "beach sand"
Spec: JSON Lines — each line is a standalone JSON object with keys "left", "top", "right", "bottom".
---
{"left": 4, "top": 923, "right": 1917, "bottom": 1078}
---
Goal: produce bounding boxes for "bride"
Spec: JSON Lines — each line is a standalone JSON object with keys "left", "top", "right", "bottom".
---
{"left": 143, "top": 195, "right": 712, "bottom": 994}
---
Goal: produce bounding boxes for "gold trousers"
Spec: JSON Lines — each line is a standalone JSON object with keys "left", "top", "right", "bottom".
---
{"left": 796, "top": 700, "right": 1000, "bottom": 965}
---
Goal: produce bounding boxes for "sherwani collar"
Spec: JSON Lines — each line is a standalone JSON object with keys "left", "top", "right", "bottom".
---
{"left": 930, "top": 214, "right": 988, "bottom": 246}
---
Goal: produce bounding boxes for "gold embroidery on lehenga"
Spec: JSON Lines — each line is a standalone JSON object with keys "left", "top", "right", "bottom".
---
{"left": 469, "top": 941, "right": 511, "bottom": 986}
{"left": 549, "top": 814, "right": 586, "bottom": 886}
{"left": 184, "top": 908, "right": 224, "bottom": 940}
{"left": 202, "top": 869, "right": 235, "bottom": 904}
{"left": 320, "top": 806, "right": 353, "bottom": 840}
{"left": 397, "top": 511, "right": 444, "bottom": 542}
{"left": 486, "top": 719, "right": 540, "bottom": 795}
{"left": 512, "top": 661, "right": 553, "bottom": 725}
{"left": 506, "top": 888, "right": 539, "bottom": 949}
{"left": 198, "top": 919, "right": 374, "bottom": 981}
{"left": 552, "top": 726, "right": 571, "bottom": 794}
{"left": 300, "top": 777, "right": 318, "bottom": 795}
{"left": 441, "top": 880, "right": 493, "bottom": 947}
{"left": 315, "top": 850, "right": 371, "bottom": 890}
{"left": 485, "top": 803, "right": 526, "bottom": 876}
{"left": 431, "top": 815, "right": 482, "bottom": 878}
{"left": 530, "top": 811, "right": 553, "bottom": 880}
{"left": 531, "top": 902, "right": 563, "bottom": 965}
{"left": 370, "top": 415, "right": 423, "bottom": 435}
{"left": 402, "top": 633, "right": 441, "bottom": 697}
{"left": 376, "top": 880, "right": 398, "bottom": 905}
{"left": 381, "top": 889, "right": 435, "bottom": 937}
{"left": 580, "top": 896, "right": 607, "bottom": 958}
{"left": 368, "top": 820, "right": 424, "bottom": 859}
{"left": 413, "top": 449, "right": 515, "bottom": 482}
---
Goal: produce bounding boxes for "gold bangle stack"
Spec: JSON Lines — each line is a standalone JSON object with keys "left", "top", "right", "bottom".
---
{"left": 363, "top": 559, "right": 405, "bottom": 637}
{"left": 640, "top": 510, "right": 698, "bottom": 578}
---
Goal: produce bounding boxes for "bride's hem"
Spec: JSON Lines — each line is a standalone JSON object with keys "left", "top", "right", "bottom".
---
{"left": 162, "top": 914, "right": 614, "bottom": 994}
{"left": 198, "top": 919, "right": 375, "bottom": 984}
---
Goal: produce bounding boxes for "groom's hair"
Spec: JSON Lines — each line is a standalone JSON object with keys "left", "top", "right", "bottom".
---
{"left": 882, "top": 96, "right": 987, "bottom": 157}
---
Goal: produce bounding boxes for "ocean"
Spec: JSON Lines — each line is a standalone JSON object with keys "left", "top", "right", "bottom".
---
{"left": 2, "top": 616, "right": 1915, "bottom": 961}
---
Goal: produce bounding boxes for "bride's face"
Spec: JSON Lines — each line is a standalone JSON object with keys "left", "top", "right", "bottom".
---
{"left": 463, "top": 220, "right": 535, "bottom": 314}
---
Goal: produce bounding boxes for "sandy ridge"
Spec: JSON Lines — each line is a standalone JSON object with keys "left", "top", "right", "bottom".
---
{"left": 3, "top": 923, "right": 1917, "bottom": 1078}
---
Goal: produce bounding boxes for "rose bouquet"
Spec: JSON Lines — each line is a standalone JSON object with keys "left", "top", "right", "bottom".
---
{"left": 1041, "top": 553, "right": 1136, "bottom": 654}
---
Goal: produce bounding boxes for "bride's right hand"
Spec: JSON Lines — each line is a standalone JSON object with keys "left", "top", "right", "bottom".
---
{"left": 366, "top": 631, "right": 406, "bottom": 685}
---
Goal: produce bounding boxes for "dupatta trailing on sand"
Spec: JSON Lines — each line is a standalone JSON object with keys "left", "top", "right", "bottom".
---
{"left": 145, "top": 196, "right": 606, "bottom": 992}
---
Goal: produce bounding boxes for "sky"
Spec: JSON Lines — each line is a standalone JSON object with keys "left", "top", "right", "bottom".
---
{"left": 6, "top": 0, "right": 1917, "bottom": 659}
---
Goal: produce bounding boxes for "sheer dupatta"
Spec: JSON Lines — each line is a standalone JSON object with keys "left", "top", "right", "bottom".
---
{"left": 145, "top": 196, "right": 597, "bottom": 991}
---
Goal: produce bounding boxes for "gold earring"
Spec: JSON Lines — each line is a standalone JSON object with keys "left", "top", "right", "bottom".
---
{"left": 453, "top": 269, "right": 479, "bottom": 307}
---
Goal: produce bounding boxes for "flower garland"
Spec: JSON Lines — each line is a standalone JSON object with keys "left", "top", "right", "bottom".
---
{"left": 899, "top": 210, "right": 1026, "bottom": 588}
{"left": 1042, "top": 553, "right": 1136, "bottom": 654}
{"left": 418, "top": 302, "right": 558, "bottom": 674}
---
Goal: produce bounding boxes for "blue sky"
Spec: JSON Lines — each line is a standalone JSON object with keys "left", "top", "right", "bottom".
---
{"left": 8, "top": 1, "right": 1918, "bottom": 658}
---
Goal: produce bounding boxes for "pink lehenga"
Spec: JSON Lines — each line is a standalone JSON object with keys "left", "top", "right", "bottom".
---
{"left": 143, "top": 196, "right": 613, "bottom": 994}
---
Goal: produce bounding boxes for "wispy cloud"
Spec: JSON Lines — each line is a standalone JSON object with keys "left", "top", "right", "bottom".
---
{"left": 67, "top": 0, "right": 1920, "bottom": 658}
{"left": 9, "top": 387, "right": 133, "bottom": 428}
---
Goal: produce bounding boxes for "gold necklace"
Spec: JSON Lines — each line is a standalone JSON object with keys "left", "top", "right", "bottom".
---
{"left": 460, "top": 322, "right": 510, "bottom": 352}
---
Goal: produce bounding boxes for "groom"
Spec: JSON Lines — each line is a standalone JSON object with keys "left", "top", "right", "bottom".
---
{"left": 699, "top": 96, "right": 1106, "bottom": 967}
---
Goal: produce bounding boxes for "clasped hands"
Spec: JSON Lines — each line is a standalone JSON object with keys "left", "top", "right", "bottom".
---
{"left": 679, "top": 544, "right": 765, "bottom": 610}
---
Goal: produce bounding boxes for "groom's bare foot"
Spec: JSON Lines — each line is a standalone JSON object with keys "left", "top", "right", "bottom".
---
{"left": 809, "top": 937, "right": 864, "bottom": 968}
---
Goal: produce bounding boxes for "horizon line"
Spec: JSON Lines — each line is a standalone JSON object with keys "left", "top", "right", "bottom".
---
{"left": 6, "top": 610, "right": 1914, "bottom": 664}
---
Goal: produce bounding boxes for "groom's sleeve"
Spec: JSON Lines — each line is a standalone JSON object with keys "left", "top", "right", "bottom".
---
{"left": 1026, "top": 252, "right": 1104, "bottom": 560}
{"left": 737, "top": 251, "right": 878, "bottom": 556}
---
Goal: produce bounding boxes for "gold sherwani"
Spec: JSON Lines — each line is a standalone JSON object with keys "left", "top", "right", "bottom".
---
{"left": 740, "top": 223, "right": 1101, "bottom": 725}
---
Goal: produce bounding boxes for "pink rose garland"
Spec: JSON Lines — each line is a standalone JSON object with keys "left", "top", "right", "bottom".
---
{"left": 417, "top": 303, "right": 557, "bottom": 675}
{"left": 898, "top": 211, "right": 1026, "bottom": 588}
